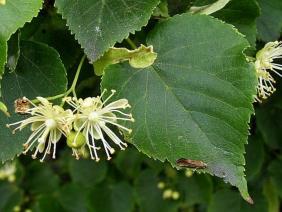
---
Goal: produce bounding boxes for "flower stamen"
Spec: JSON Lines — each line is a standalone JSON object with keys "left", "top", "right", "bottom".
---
{"left": 7, "top": 97, "right": 73, "bottom": 161}
{"left": 255, "top": 41, "right": 282, "bottom": 101}
{"left": 65, "top": 90, "right": 134, "bottom": 161}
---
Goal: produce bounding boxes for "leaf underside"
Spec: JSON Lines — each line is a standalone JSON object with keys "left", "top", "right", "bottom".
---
{"left": 101, "top": 14, "right": 257, "bottom": 200}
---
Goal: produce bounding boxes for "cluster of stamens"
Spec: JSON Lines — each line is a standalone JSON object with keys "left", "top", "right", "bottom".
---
{"left": 7, "top": 90, "right": 134, "bottom": 162}
{"left": 63, "top": 89, "right": 134, "bottom": 161}
{"left": 255, "top": 41, "right": 282, "bottom": 101}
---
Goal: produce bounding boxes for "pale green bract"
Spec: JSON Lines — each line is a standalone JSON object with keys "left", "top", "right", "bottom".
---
{"left": 94, "top": 45, "right": 157, "bottom": 76}
{"left": 101, "top": 14, "right": 257, "bottom": 201}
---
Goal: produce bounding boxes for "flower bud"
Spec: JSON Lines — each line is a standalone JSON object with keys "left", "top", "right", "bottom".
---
{"left": 157, "top": 181, "right": 165, "bottom": 189}
{"left": 67, "top": 131, "right": 86, "bottom": 149}
{"left": 185, "top": 170, "right": 193, "bottom": 177}
{"left": 163, "top": 189, "right": 173, "bottom": 199}
{"left": 171, "top": 191, "right": 180, "bottom": 200}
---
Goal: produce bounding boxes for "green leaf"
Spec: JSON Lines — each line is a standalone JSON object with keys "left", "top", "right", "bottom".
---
{"left": 0, "top": 113, "right": 29, "bottom": 162}
{"left": 114, "top": 147, "right": 145, "bottom": 179}
{"left": 0, "top": 182, "right": 23, "bottom": 212}
{"left": 212, "top": 0, "right": 260, "bottom": 46}
{"left": 89, "top": 182, "right": 135, "bottom": 212}
{"left": 94, "top": 45, "right": 157, "bottom": 75}
{"left": 0, "top": 40, "right": 67, "bottom": 162}
{"left": 256, "top": 74, "right": 282, "bottom": 151}
{"left": 57, "top": 184, "right": 90, "bottom": 212}
{"left": 0, "top": 0, "right": 42, "bottom": 77}
{"left": 245, "top": 134, "right": 264, "bottom": 181}
{"left": 0, "top": 0, "right": 42, "bottom": 40}
{"left": 208, "top": 189, "right": 268, "bottom": 212}
{"left": 178, "top": 174, "right": 213, "bottom": 206}
{"left": 69, "top": 159, "right": 108, "bottom": 187}
{"left": 135, "top": 170, "right": 179, "bottom": 212}
{"left": 20, "top": 11, "right": 81, "bottom": 69}
{"left": 256, "top": 101, "right": 282, "bottom": 150}
{"left": 153, "top": 0, "right": 170, "bottom": 18}
{"left": 143, "top": 156, "right": 164, "bottom": 174}
{"left": 2, "top": 40, "right": 67, "bottom": 107}
{"left": 257, "top": 0, "right": 282, "bottom": 42}
{"left": 55, "top": 0, "right": 160, "bottom": 62}
{"left": 101, "top": 14, "right": 257, "bottom": 201}
{"left": 263, "top": 179, "right": 280, "bottom": 212}
{"left": 32, "top": 195, "right": 65, "bottom": 212}
{"left": 268, "top": 158, "right": 282, "bottom": 199}
{"left": 23, "top": 162, "right": 60, "bottom": 195}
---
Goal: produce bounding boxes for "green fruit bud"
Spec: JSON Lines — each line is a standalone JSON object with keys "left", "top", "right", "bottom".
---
{"left": 67, "top": 131, "right": 86, "bottom": 149}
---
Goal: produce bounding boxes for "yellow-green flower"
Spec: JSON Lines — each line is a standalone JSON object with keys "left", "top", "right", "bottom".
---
{"left": 0, "top": 162, "right": 16, "bottom": 182}
{"left": 255, "top": 41, "right": 282, "bottom": 100}
{"left": 0, "top": 0, "right": 6, "bottom": 6}
{"left": 64, "top": 89, "right": 134, "bottom": 161}
{"left": 7, "top": 97, "right": 73, "bottom": 162}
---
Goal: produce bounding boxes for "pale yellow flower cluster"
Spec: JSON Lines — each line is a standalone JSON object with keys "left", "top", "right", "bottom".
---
{"left": 157, "top": 181, "right": 180, "bottom": 200}
{"left": 0, "top": 162, "right": 16, "bottom": 182}
{"left": 255, "top": 41, "right": 282, "bottom": 100}
{"left": 63, "top": 89, "right": 134, "bottom": 161}
{"left": 7, "top": 90, "right": 134, "bottom": 162}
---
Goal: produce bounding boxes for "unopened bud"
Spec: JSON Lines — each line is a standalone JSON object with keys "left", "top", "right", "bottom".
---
{"left": 172, "top": 191, "right": 180, "bottom": 200}
{"left": 163, "top": 189, "right": 173, "bottom": 199}
{"left": 157, "top": 181, "right": 165, "bottom": 189}
{"left": 67, "top": 131, "right": 86, "bottom": 149}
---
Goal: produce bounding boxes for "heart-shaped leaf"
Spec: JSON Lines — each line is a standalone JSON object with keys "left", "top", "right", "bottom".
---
{"left": 101, "top": 14, "right": 257, "bottom": 201}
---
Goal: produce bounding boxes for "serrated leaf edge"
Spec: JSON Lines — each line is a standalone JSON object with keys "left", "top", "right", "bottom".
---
{"left": 55, "top": 0, "right": 160, "bottom": 63}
